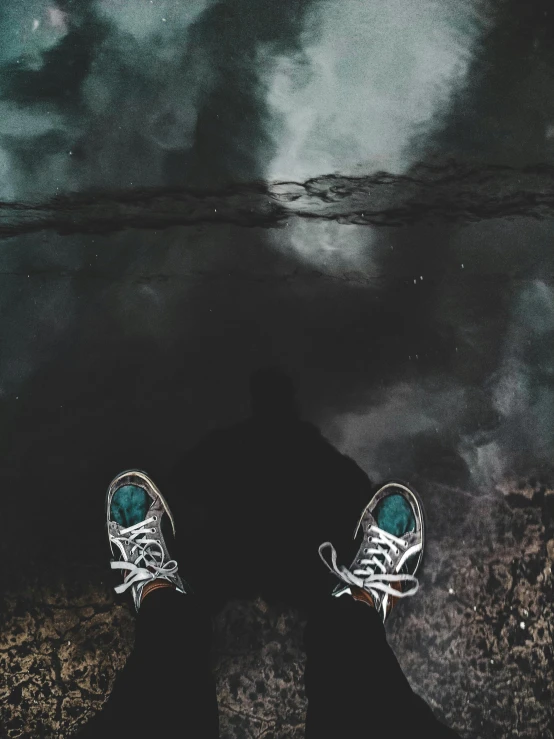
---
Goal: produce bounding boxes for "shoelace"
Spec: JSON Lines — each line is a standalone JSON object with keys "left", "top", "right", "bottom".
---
{"left": 319, "top": 524, "right": 419, "bottom": 602}
{"left": 110, "top": 516, "right": 179, "bottom": 594}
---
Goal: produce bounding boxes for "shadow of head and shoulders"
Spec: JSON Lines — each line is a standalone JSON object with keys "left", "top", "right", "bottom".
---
{"left": 174, "top": 368, "right": 372, "bottom": 605}
{"left": 190, "top": 368, "right": 357, "bottom": 469}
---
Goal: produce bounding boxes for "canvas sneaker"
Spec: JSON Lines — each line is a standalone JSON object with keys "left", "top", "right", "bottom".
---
{"left": 319, "top": 480, "right": 424, "bottom": 622}
{"left": 106, "top": 469, "right": 189, "bottom": 611}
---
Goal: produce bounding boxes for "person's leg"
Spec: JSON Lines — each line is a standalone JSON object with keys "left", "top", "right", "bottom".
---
{"left": 78, "top": 470, "right": 218, "bottom": 738}
{"left": 305, "top": 480, "right": 460, "bottom": 739}
{"left": 80, "top": 588, "right": 218, "bottom": 738}
{"left": 304, "top": 594, "right": 458, "bottom": 738}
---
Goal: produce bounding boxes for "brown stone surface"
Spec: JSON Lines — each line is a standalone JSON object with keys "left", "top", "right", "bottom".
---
{"left": 1, "top": 481, "right": 553, "bottom": 738}
{"left": 0, "top": 574, "right": 134, "bottom": 737}
{"left": 387, "top": 481, "right": 554, "bottom": 739}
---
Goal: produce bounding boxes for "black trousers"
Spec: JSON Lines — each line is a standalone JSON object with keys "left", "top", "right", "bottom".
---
{"left": 79, "top": 588, "right": 459, "bottom": 738}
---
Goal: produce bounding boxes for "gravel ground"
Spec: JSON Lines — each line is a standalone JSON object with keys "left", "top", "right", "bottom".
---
{"left": 2, "top": 478, "right": 553, "bottom": 738}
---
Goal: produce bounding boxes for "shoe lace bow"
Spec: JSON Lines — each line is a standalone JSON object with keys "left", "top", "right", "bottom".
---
{"left": 319, "top": 524, "right": 419, "bottom": 602}
{"left": 110, "top": 516, "right": 178, "bottom": 593}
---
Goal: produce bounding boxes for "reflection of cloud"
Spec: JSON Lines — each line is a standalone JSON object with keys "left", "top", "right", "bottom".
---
{"left": 0, "top": 2, "right": 69, "bottom": 66}
{"left": 0, "top": 102, "right": 66, "bottom": 136}
{"left": 0, "top": 0, "right": 216, "bottom": 199}
{"left": 269, "top": 218, "right": 377, "bottom": 278}
{"left": 322, "top": 281, "right": 554, "bottom": 490}
{"left": 460, "top": 281, "right": 554, "bottom": 487}
{"left": 323, "top": 381, "right": 467, "bottom": 481}
{"left": 96, "top": 0, "right": 210, "bottom": 41}
{"left": 1, "top": 0, "right": 488, "bottom": 201}
{"left": 261, "top": 0, "right": 487, "bottom": 181}
{"left": 0, "top": 148, "right": 15, "bottom": 199}
{"left": 47, "top": 7, "right": 68, "bottom": 32}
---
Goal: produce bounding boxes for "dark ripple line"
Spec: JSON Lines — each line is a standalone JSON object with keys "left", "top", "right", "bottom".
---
{"left": 2, "top": 162, "right": 554, "bottom": 239}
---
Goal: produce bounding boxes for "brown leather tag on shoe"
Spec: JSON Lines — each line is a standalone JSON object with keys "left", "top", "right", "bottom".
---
{"left": 141, "top": 580, "right": 176, "bottom": 603}
{"left": 351, "top": 586, "right": 375, "bottom": 609}
{"left": 351, "top": 582, "right": 403, "bottom": 615}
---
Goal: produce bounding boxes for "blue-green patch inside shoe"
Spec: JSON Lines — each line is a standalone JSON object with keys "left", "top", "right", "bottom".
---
{"left": 111, "top": 485, "right": 150, "bottom": 528}
{"left": 374, "top": 494, "right": 415, "bottom": 538}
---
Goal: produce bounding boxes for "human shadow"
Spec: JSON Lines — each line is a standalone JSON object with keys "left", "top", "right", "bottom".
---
{"left": 168, "top": 368, "right": 373, "bottom": 610}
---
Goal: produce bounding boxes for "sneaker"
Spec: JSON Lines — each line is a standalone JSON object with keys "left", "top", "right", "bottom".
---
{"left": 318, "top": 480, "right": 424, "bottom": 622}
{"left": 106, "top": 469, "right": 189, "bottom": 611}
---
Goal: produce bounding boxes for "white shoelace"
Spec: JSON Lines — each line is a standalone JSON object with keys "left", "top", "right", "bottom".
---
{"left": 319, "top": 524, "right": 420, "bottom": 602}
{"left": 110, "top": 516, "right": 179, "bottom": 594}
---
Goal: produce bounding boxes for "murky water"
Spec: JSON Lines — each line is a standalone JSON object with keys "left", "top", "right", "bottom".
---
{"left": 1, "top": 0, "right": 554, "bottom": 551}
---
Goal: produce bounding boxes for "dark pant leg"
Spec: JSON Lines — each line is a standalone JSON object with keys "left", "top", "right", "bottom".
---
{"left": 304, "top": 595, "right": 459, "bottom": 739}
{"left": 79, "top": 589, "right": 219, "bottom": 738}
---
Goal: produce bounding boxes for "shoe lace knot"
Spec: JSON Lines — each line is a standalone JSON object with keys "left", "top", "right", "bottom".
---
{"left": 319, "top": 524, "right": 419, "bottom": 602}
{"left": 110, "top": 517, "right": 178, "bottom": 594}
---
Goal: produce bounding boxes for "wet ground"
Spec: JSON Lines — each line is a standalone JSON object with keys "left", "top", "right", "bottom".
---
{"left": 2, "top": 1, "right": 554, "bottom": 737}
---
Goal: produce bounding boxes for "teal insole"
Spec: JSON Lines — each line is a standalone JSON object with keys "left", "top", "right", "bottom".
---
{"left": 110, "top": 484, "right": 150, "bottom": 527}
{"left": 374, "top": 494, "right": 415, "bottom": 538}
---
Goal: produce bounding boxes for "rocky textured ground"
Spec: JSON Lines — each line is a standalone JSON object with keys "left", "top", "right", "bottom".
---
{"left": 2, "top": 478, "right": 553, "bottom": 738}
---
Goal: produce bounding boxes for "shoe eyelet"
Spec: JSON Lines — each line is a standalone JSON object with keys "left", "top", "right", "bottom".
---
{"left": 153, "top": 516, "right": 157, "bottom": 521}
{"left": 363, "top": 549, "right": 369, "bottom": 554}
